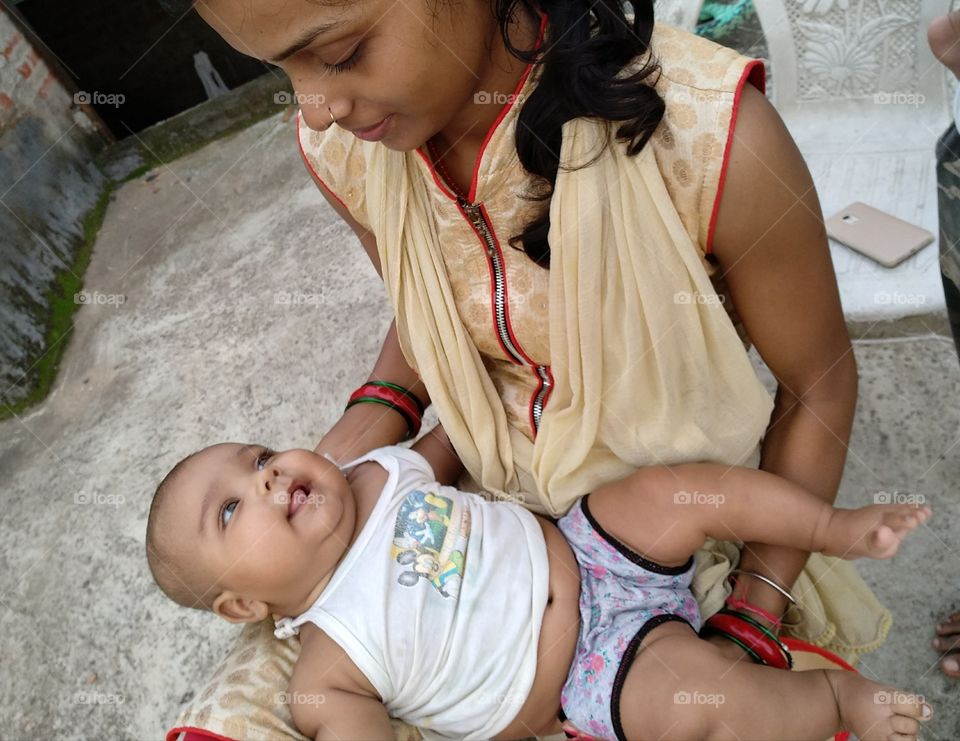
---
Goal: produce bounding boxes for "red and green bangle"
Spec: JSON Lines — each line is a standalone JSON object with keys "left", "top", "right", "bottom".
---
{"left": 701, "top": 610, "right": 794, "bottom": 670}
{"left": 346, "top": 381, "right": 424, "bottom": 440}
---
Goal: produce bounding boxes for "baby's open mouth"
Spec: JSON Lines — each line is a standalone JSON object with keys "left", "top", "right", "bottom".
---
{"left": 287, "top": 483, "right": 312, "bottom": 519}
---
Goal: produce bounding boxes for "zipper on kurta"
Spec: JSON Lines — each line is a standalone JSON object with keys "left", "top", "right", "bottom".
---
{"left": 456, "top": 195, "right": 554, "bottom": 433}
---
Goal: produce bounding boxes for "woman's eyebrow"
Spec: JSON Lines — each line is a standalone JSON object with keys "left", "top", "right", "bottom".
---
{"left": 269, "top": 20, "right": 348, "bottom": 63}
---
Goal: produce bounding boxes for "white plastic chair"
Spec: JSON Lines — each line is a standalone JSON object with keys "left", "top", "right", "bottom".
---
{"left": 753, "top": 0, "right": 954, "bottom": 322}
{"left": 654, "top": 0, "right": 703, "bottom": 30}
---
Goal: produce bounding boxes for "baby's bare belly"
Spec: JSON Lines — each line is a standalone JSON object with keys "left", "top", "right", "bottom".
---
{"left": 494, "top": 516, "right": 581, "bottom": 740}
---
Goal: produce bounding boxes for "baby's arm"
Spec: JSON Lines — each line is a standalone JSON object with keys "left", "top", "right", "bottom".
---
{"left": 587, "top": 462, "right": 930, "bottom": 567}
{"left": 291, "top": 686, "right": 393, "bottom": 741}
{"left": 290, "top": 630, "right": 394, "bottom": 741}
{"left": 411, "top": 424, "right": 463, "bottom": 485}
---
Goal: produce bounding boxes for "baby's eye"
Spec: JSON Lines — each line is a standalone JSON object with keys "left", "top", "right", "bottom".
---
{"left": 220, "top": 500, "right": 238, "bottom": 528}
{"left": 255, "top": 449, "right": 274, "bottom": 471}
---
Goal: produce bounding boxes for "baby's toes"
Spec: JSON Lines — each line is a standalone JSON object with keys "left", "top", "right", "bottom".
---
{"left": 889, "top": 712, "right": 921, "bottom": 738}
{"left": 890, "top": 695, "right": 932, "bottom": 724}
{"left": 869, "top": 524, "right": 899, "bottom": 555}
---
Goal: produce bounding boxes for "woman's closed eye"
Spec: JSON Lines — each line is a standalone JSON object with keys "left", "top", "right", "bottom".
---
{"left": 323, "top": 44, "right": 362, "bottom": 75}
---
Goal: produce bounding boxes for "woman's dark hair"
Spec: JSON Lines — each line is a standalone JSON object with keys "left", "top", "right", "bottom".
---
{"left": 498, "top": 0, "right": 664, "bottom": 267}
{"left": 158, "top": 0, "right": 663, "bottom": 268}
{"left": 156, "top": 0, "right": 193, "bottom": 14}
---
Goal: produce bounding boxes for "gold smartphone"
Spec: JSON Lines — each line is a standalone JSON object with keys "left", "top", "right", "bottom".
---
{"left": 824, "top": 202, "right": 934, "bottom": 268}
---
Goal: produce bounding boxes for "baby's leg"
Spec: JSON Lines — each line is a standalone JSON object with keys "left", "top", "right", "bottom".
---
{"left": 620, "top": 621, "right": 932, "bottom": 741}
{"left": 588, "top": 463, "right": 930, "bottom": 568}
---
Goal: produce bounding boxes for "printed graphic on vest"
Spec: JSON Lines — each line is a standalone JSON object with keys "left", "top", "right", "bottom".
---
{"left": 392, "top": 489, "right": 470, "bottom": 599}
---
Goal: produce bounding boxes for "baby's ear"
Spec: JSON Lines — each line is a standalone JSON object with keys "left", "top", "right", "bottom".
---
{"left": 212, "top": 592, "right": 270, "bottom": 623}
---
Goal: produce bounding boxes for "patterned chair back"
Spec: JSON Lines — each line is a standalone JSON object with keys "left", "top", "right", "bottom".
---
{"left": 754, "top": 0, "right": 953, "bottom": 117}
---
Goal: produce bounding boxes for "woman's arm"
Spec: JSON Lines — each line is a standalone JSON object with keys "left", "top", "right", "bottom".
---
{"left": 307, "top": 163, "right": 430, "bottom": 464}
{"left": 709, "top": 84, "right": 859, "bottom": 629}
{"left": 411, "top": 424, "right": 463, "bottom": 485}
{"left": 315, "top": 320, "right": 430, "bottom": 463}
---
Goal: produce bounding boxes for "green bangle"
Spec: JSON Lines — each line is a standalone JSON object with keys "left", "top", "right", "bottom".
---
{"left": 366, "top": 381, "right": 425, "bottom": 415}
{"left": 700, "top": 627, "right": 765, "bottom": 665}
{"left": 718, "top": 608, "right": 794, "bottom": 669}
{"left": 718, "top": 608, "right": 780, "bottom": 644}
{"left": 345, "top": 397, "right": 418, "bottom": 440}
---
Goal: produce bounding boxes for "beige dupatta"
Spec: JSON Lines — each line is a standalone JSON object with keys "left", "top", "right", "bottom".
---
{"left": 365, "top": 115, "right": 890, "bottom": 660}
{"left": 368, "top": 115, "right": 773, "bottom": 513}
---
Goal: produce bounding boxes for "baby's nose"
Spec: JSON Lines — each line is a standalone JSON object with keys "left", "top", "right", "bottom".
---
{"left": 265, "top": 472, "right": 292, "bottom": 496}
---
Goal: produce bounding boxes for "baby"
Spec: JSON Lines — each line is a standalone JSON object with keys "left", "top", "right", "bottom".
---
{"left": 146, "top": 428, "right": 934, "bottom": 741}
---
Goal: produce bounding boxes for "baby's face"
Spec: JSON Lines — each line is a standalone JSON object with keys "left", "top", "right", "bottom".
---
{"left": 163, "top": 443, "right": 355, "bottom": 616}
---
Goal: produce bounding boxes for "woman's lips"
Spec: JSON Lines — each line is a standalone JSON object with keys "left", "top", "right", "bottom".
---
{"left": 351, "top": 114, "right": 393, "bottom": 142}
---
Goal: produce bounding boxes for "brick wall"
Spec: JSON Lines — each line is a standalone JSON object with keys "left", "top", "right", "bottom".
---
{"left": 0, "top": 6, "right": 107, "bottom": 407}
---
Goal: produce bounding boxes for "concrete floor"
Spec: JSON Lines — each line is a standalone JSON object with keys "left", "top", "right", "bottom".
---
{"left": 2, "top": 111, "right": 959, "bottom": 739}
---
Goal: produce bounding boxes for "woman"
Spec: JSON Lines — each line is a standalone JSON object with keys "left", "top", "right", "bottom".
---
{"left": 163, "top": 0, "right": 886, "bottom": 736}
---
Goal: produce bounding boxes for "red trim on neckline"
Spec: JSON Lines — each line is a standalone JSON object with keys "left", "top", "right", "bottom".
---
{"left": 414, "top": 10, "right": 549, "bottom": 204}
{"left": 704, "top": 59, "right": 766, "bottom": 256}
{"left": 480, "top": 202, "right": 537, "bottom": 367}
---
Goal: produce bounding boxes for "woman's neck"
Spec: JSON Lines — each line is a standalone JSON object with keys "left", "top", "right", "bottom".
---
{"left": 431, "top": 7, "right": 542, "bottom": 156}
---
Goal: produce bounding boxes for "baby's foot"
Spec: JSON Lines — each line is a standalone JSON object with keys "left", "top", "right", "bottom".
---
{"left": 827, "top": 670, "right": 932, "bottom": 741}
{"left": 820, "top": 504, "right": 931, "bottom": 559}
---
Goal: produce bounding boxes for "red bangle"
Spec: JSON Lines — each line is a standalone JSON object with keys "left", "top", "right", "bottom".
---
{"left": 703, "top": 613, "right": 792, "bottom": 670}
{"left": 346, "top": 383, "right": 423, "bottom": 439}
{"left": 725, "top": 595, "right": 783, "bottom": 631}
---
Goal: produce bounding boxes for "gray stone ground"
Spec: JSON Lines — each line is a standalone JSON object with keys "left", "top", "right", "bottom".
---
{"left": 1, "top": 110, "right": 958, "bottom": 739}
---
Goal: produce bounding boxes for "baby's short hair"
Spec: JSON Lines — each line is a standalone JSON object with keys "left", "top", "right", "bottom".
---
{"left": 146, "top": 450, "right": 217, "bottom": 610}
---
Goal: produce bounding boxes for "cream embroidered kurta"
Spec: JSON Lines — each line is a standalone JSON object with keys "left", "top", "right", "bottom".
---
{"left": 303, "top": 22, "right": 771, "bottom": 510}
{"left": 171, "top": 20, "right": 892, "bottom": 741}
{"left": 296, "top": 19, "right": 889, "bottom": 659}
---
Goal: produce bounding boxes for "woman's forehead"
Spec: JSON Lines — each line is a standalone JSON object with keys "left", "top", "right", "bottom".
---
{"left": 196, "top": 0, "right": 364, "bottom": 53}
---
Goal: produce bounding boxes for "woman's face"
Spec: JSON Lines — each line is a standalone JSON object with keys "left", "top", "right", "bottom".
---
{"left": 195, "top": 0, "right": 507, "bottom": 150}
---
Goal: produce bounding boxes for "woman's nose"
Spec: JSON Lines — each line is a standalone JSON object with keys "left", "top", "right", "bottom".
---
{"left": 288, "top": 78, "right": 350, "bottom": 132}
{"left": 299, "top": 97, "right": 345, "bottom": 132}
